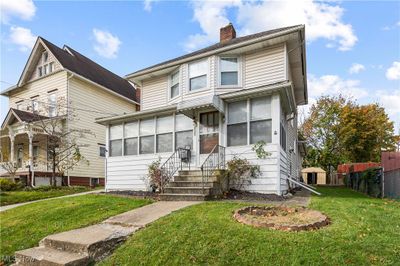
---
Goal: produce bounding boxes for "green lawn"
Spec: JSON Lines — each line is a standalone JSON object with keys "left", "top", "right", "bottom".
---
{"left": 101, "top": 187, "right": 400, "bottom": 266}
{"left": 0, "top": 186, "right": 104, "bottom": 206}
{"left": 0, "top": 194, "right": 152, "bottom": 264}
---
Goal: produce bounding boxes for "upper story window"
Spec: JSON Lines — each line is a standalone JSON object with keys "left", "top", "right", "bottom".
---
{"left": 48, "top": 93, "right": 57, "bottom": 117}
{"left": 31, "top": 96, "right": 39, "bottom": 113}
{"left": 220, "top": 57, "right": 239, "bottom": 86}
{"left": 170, "top": 71, "right": 179, "bottom": 99}
{"left": 189, "top": 60, "right": 207, "bottom": 91}
{"left": 16, "top": 100, "right": 23, "bottom": 110}
{"left": 38, "top": 51, "right": 53, "bottom": 78}
{"left": 42, "top": 51, "right": 48, "bottom": 63}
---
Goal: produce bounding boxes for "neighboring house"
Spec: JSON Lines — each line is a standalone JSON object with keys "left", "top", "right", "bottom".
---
{"left": 97, "top": 24, "right": 308, "bottom": 195}
{"left": 0, "top": 37, "right": 138, "bottom": 186}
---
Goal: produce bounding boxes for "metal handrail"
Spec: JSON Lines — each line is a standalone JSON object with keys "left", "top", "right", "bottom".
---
{"left": 160, "top": 147, "right": 191, "bottom": 192}
{"left": 200, "top": 145, "right": 226, "bottom": 194}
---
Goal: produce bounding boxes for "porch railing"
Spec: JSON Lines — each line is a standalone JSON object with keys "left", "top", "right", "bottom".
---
{"left": 200, "top": 145, "right": 226, "bottom": 194}
{"left": 160, "top": 147, "right": 191, "bottom": 192}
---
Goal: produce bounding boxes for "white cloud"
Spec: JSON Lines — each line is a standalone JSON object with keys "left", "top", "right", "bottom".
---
{"left": 0, "top": 0, "right": 36, "bottom": 24}
{"left": 185, "top": 0, "right": 357, "bottom": 52}
{"left": 386, "top": 61, "right": 400, "bottom": 80}
{"left": 9, "top": 26, "right": 36, "bottom": 52}
{"left": 92, "top": 29, "right": 121, "bottom": 59}
{"left": 143, "top": 0, "right": 156, "bottom": 12}
{"left": 349, "top": 63, "right": 365, "bottom": 74}
{"left": 378, "top": 89, "right": 400, "bottom": 133}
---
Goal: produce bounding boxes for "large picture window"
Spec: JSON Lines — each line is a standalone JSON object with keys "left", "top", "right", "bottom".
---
{"left": 109, "top": 124, "right": 123, "bottom": 156}
{"left": 220, "top": 57, "right": 238, "bottom": 86}
{"left": 189, "top": 60, "right": 207, "bottom": 91}
{"left": 170, "top": 71, "right": 179, "bottom": 99}
{"left": 227, "top": 97, "right": 272, "bottom": 147}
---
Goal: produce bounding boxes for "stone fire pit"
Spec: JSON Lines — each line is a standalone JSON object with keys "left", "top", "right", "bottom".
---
{"left": 233, "top": 206, "right": 330, "bottom": 231}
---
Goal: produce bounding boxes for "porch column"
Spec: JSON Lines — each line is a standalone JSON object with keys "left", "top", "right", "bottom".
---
{"left": 9, "top": 134, "right": 15, "bottom": 162}
{"left": 28, "top": 131, "right": 35, "bottom": 187}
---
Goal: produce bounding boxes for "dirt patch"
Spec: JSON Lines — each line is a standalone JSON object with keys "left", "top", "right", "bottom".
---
{"left": 224, "top": 189, "right": 286, "bottom": 201}
{"left": 234, "top": 206, "right": 330, "bottom": 231}
{"left": 103, "top": 191, "right": 159, "bottom": 201}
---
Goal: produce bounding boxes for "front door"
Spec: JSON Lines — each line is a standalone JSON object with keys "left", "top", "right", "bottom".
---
{"left": 199, "top": 111, "right": 219, "bottom": 155}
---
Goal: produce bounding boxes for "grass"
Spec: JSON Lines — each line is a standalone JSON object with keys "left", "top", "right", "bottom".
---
{"left": 100, "top": 187, "right": 400, "bottom": 266}
{"left": 0, "top": 186, "right": 94, "bottom": 206}
{"left": 0, "top": 194, "right": 152, "bottom": 263}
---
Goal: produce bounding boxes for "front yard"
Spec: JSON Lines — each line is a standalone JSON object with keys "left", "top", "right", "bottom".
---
{"left": 0, "top": 186, "right": 95, "bottom": 206}
{"left": 101, "top": 187, "right": 400, "bottom": 266}
{"left": 0, "top": 194, "right": 152, "bottom": 264}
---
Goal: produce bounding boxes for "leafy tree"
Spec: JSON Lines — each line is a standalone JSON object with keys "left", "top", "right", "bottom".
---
{"left": 340, "top": 103, "right": 396, "bottom": 162}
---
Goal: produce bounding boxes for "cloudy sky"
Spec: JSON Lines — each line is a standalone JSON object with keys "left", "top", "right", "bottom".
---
{"left": 0, "top": 0, "right": 399, "bottom": 131}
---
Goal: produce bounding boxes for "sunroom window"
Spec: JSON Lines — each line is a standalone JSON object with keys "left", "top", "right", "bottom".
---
{"left": 156, "top": 116, "right": 173, "bottom": 153}
{"left": 250, "top": 97, "right": 272, "bottom": 144}
{"left": 170, "top": 71, "right": 179, "bottom": 99}
{"left": 189, "top": 60, "right": 207, "bottom": 91}
{"left": 139, "top": 118, "right": 155, "bottom": 154}
{"left": 109, "top": 125, "right": 123, "bottom": 157}
{"left": 124, "top": 121, "right": 138, "bottom": 155}
{"left": 175, "top": 114, "right": 193, "bottom": 150}
{"left": 220, "top": 57, "right": 238, "bottom": 86}
{"left": 227, "top": 101, "right": 247, "bottom": 146}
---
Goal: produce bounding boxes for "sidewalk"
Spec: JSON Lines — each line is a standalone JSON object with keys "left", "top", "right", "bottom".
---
{"left": 0, "top": 189, "right": 102, "bottom": 212}
{"left": 14, "top": 201, "right": 200, "bottom": 265}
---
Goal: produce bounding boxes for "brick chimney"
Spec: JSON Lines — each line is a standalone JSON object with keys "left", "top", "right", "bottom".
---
{"left": 220, "top": 23, "right": 236, "bottom": 43}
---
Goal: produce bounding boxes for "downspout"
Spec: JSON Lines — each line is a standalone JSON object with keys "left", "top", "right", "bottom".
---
{"left": 66, "top": 72, "right": 74, "bottom": 186}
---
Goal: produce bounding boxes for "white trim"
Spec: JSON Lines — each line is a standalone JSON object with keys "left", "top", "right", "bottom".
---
{"left": 167, "top": 69, "right": 180, "bottom": 101}
{"left": 187, "top": 58, "right": 210, "bottom": 93}
{"left": 216, "top": 55, "right": 242, "bottom": 88}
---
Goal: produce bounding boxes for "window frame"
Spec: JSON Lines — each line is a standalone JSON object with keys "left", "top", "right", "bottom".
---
{"left": 48, "top": 92, "right": 57, "bottom": 117}
{"left": 188, "top": 59, "right": 209, "bottom": 92}
{"left": 168, "top": 70, "right": 180, "bottom": 100}
{"left": 218, "top": 56, "right": 241, "bottom": 88}
{"left": 31, "top": 96, "right": 39, "bottom": 113}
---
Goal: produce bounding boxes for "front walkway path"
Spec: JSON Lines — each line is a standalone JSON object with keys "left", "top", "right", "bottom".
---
{"left": 14, "top": 201, "right": 200, "bottom": 265}
{"left": 0, "top": 190, "right": 101, "bottom": 212}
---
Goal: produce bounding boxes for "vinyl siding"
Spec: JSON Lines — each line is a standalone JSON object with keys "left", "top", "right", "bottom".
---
{"left": 68, "top": 77, "right": 136, "bottom": 178}
{"left": 244, "top": 44, "right": 286, "bottom": 89}
{"left": 141, "top": 75, "right": 168, "bottom": 110}
{"left": 28, "top": 48, "right": 63, "bottom": 82}
{"left": 9, "top": 71, "right": 68, "bottom": 115}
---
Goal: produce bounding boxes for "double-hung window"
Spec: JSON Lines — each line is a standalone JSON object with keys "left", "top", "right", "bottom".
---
{"left": 227, "top": 101, "right": 247, "bottom": 146}
{"left": 156, "top": 116, "right": 173, "bottom": 153}
{"left": 227, "top": 96, "right": 272, "bottom": 147}
{"left": 139, "top": 118, "right": 155, "bottom": 154}
{"left": 175, "top": 114, "right": 193, "bottom": 150}
{"left": 109, "top": 125, "right": 123, "bottom": 157}
{"left": 48, "top": 93, "right": 57, "bottom": 117}
{"left": 220, "top": 57, "right": 238, "bottom": 86}
{"left": 189, "top": 60, "right": 207, "bottom": 91}
{"left": 31, "top": 97, "right": 39, "bottom": 113}
{"left": 170, "top": 71, "right": 179, "bottom": 99}
{"left": 124, "top": 121, "right": 138, "bottom": 155}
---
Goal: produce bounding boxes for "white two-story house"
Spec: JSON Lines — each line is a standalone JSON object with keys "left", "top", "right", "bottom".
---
{"left": 97, "top": 24, "right": 308, "bottom": 196}
{"left": 0, "top": 37, "right": 138, "bottom": 186}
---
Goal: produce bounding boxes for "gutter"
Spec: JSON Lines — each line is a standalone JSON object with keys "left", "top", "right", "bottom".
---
{"left": 126, "top": 25, "right": 305, "bottom": 79}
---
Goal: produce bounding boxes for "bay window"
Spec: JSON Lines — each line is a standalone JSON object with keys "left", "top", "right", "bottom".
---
{"left": 175, "top": 114, "right": 193, "bottom": 150}
{"left": 124, "top": 121, "right": 138, "bottom": 155}
{"left": 170, "top": 71, "right": 179, "bottom": 99}
{"left": 156, "top": 116, "right": 173, "bottom": 153}
{"left": 220, "top": 57, "right": 238, "bottom": 86}
{"left": 227, "top": 97, "right": 272, "bottom": 147}
{"left": 139, "top": 118, "right": 155, "bottom": 154}
{"left": 189, "top": 60, "right": 207, "bottom": 91}
{"left": 109, "top": 124, "right": 123, "bottom": 156}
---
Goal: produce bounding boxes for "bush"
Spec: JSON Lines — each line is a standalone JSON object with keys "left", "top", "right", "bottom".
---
{"left": 0, "top": 178, "right": 24, "bottom": 191}
{"left": 224, "top": 156, "right": 261, "bottom": 190}
{"left": 23, "top": 185, "right": 87, "bottom": 192}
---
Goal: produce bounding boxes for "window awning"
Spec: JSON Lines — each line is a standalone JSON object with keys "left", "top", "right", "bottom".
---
{"left": 177, "top": 95, "right": 225, "bottom": 119}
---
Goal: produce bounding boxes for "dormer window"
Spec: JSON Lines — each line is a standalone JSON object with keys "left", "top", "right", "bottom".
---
{"left": 220, "top": 57, "right": 239, "bottom": 86}
{"left": 170, "top": 71, "right": 179, "bottom": 99}
{"left": 42, "top": 51, "right": 48, "bottom": 63}
{"left": 189, "top": 60, "right": 207, "bottom": 91}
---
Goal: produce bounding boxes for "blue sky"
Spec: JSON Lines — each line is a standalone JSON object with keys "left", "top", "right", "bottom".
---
{"left": 1, "top": 0, "right": 399, "bottom": 131}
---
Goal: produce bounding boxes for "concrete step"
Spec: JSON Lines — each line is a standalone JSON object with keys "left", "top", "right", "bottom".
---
{"left": 174, "top": 175, "right": 218, "bottom": 182}
{"left": 40, "top": 223, "right": 137, "bottom": 262}
{"left": 164, "top": 187, "right": 211, "bottom": 194}
{"left": 159, "top": 193, "right": 208, "bottom": 201}
{"left": 168, "top": 181, "right": 218, "bottom": 188}
{"left": 14, "top": 246, "right": 89, "bottom": 266}
{"left": 178, "top": 170, "right": 202, "bottom": 176}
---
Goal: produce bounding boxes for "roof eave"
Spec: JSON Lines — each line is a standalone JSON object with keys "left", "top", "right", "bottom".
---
{"left": 126, "top": 25, "right": 305, "bottom": 80}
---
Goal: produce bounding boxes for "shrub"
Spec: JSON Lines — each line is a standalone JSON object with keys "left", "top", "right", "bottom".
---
{"left": 147, "top": 158, "right": 166, "bottom": 193}
{"left": 0, "top": 178, "right": 24, "bottom": 191}
{"left": 23, "top": 185, "right": 87, "bottom": 192}
{"left": 224, "top": 156, "right": 261, "bottom": 190}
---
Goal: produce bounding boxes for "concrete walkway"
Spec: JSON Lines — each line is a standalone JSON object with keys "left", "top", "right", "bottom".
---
{"left": 14, "top": 201, "right": 200, "bottom": 265}
{"left": 0, "top": 190, "right": 102, "bottom": 212}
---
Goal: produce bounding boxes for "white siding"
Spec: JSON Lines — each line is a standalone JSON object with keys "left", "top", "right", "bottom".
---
{"left": 68, "top": 77, "right": 136, "bottom": 179}
{"left": 244, "top": 44, "right": 286, "bottom": 89}
{"left": 141, "top": 75, "right": 168, "bottom": 110}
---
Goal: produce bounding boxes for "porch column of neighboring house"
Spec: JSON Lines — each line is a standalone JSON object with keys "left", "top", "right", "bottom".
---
{"left": 27, "top": 131, "right": 35, "bottom": 187}
{"left": 9, "top": 133, "right": 15, "bottom": 163}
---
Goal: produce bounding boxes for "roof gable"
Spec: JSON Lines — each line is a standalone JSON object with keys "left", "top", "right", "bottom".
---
{"left": 1, "top": 108, "right": 48, "bottom": 129}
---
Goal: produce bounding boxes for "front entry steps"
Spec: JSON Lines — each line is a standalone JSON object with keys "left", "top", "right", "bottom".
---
{"left": 160, "top": 169, "right": 224, "bottom": 201}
